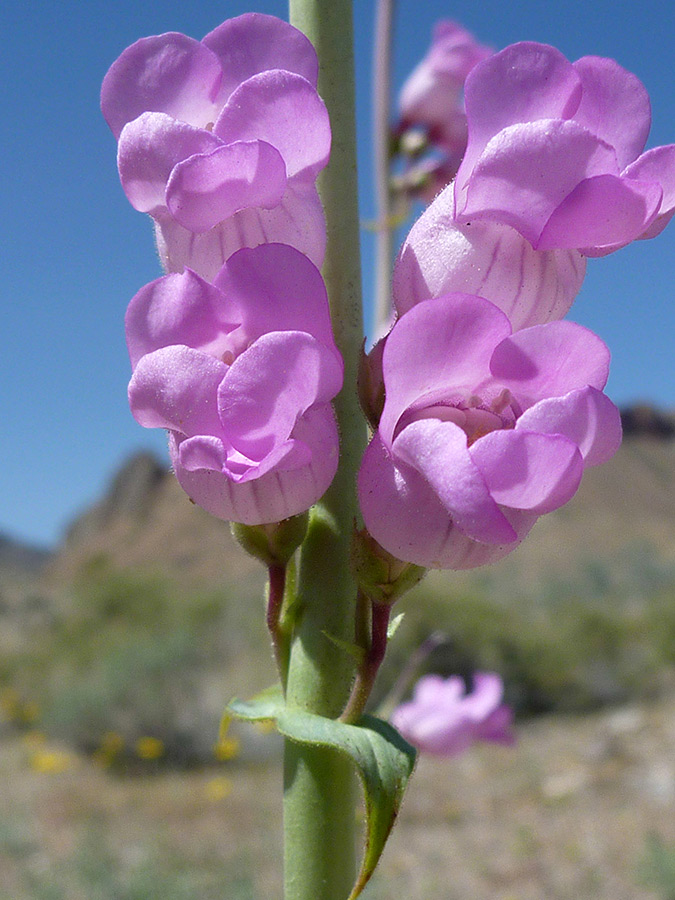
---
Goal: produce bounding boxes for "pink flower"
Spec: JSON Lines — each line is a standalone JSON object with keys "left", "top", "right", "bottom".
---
{"left": 454, "top": 42, "right": 675, "bottom": 256}
{"left": 126, "top": 244, "right": 343, "bottom": 525}
{"left": 101, "top": 14, "right": 330, "bottom": 280}
{"left": 398, "top": 21, "right": 492, "bottom": 181}
{"left": 393, "top": 182, "right": 586, "bottom": 331}
{"left": 391, "top": 673, "right": 514, "bottom": 756}
{"left": 358, "top": 293, "right": 621, "bottom": 570}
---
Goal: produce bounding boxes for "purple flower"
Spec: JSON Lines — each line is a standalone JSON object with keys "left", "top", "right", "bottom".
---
{"left": 101, "top": 14, "right": 331, "bottom": 280}
{"left": 391, "top": 673, "right": 514, "bottom": 756}
{"left": 126, "top": 244, "right": 343, "bottom": 525}
{"left": 398, "top": 21, "right": 493, "bottom": 185}
{"left": 358, "top": 294, "right": 621, "bottom": 569}
{"left": 453, "top": 42, "right": 675, "bottom": 256}
{"left": 393, "top": 182, "right": 587, "bottom": 331}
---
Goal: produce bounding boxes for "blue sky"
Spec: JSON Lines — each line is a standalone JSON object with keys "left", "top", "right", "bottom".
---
{"left": 2, "top": 0, "right": 674, "bottom": 547}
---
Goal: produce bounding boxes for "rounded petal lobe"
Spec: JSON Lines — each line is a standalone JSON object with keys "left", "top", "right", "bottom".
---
{"left": 166, "top": 140, "right": 287, "bottom": 233}
{"left": 516, "top": 386, "right": 622, "bottom": 467}
{"left": 537, "top": 174, "right": 662, "bottom": 252}
{"left": 118, "top": 112, "right": 223, "bottom": 214}
{"left": 393, "top": 183, "right": 586, "bottom": 330}
{"left": 572, "top": 56, "right": 651, "bottom": 170}
{"left": 490, "top": 320, "right": 610, "bottom": 409}
{"left": 624, "top": 145, "right": 675, "bottom": 240}
{"left": 202, "top": 13, "right": 319, "bottom": 102}
{"left": 178, "top": 435, "right": 227, "bottom": 472}
{"left": 102, "top": 33, "right": 223, "bottom": 138}
{"left": 459, "top": 120, "right": 619, "bottom": 246}
{"left": 128, "top": 346, "right": 227, "bottom": 435}
{"left": 171, "top": 404, "right": 339, "bottom": 524}
{"left": 393, "top": 419, "right": 517, "bottom": 544}
{"left": 380, "top": 294, "right": 512, "bottom": 446}
{"left": 214, "top": 70, "right": 331, "bottom": 180}
{"left": 462, "top": 672, "right": 504, "bottom": 720}
{"left": 125, "top": 268, "right": 232, "bottom": 368}
{"left": 457, "top": 42, "right": 582, "bottom": 202}
{"left": 470, "top": 429, "right": 583, "bottom": 514}
{"left": 217, "top": 331, "right": 343, "bottom": 460}
{"left": 213, "top": 243, "right": 336, "bottom": 351}
{"left": 358, "top": 434, "right": 534, "bottom": 570}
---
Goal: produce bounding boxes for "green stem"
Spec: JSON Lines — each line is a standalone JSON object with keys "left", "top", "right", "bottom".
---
{"left": 284, "top": 1, "right": 365, "bottom": 898}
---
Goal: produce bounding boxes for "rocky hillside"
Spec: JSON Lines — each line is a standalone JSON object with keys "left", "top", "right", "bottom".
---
{"left": 34, "top": 405, "right": 674, "bottom": 603}
{"left": 0, "top": 534, "right": 51, "bottom": 586}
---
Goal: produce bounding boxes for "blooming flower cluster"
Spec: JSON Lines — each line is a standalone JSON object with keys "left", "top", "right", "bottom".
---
{"left": 392, "top": 672, "right": 514, "bottom": 755}
{"left": 106, "top": 15, "right": 673, "bottom": 566}
{"left": 362, "top": 44, "right": 672, "bottom": 571}
{"left": 102, "top": 13, "right": 330, "bottom": 280}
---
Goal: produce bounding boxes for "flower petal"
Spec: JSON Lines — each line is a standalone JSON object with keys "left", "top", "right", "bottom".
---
{"left": 166, "top": 140, "right": 287, "bottom": 232}
{"left": 380, "top": 294, "right": 512, "bottom": 447}
{"left": 470, "top": 429, "right": 583, "bottom": 514}
{"left": 537, "top": 174, "right": 662, "bottom": 252}
{"left": 217, "top": 331, "right": 343, "bottom": 461}
{"left": 458, "top": 120, "right": 619, "bottom": 246}
{"left": 214, "top": 70, "right": 331, "bottom": 180}
{"left": 155, "top": 181, "right": 326, "bottom": 280}
{"left": 516, "top": 386, "right": 622, "bottom": 467}
{"left": 222, "top": 439, "right": 313, "bottom": 483}
{"left": 624, "top": 144, "right": 675, "bottom": 240}
{"left": 117, "top": 112, "right": 222, "bottom": 215}
{"left": 202, "top": 13, "right": 319, "bottom": 103}
{"left": 461, "top": 673, "right": 504, "bottom": 720}
{"left": 393, "top": 419, "right": 517, "bottom": 544}
{"left": 128, "top": 345, "right": 226, "bottom": 435}
{"left": 213, "top": 243, "right": 336, "bottom": 352}
{"left": 358, "top": 434, "right": 534, "bottom": 569}
{"left": 490, "top": 320, "right": 610, "bottom": 409}
{"left": 177, "top": 434, "right": 227, "bottom": 472}
{"left": 393, "top": 182, "right": 586, "bottom": 330}
{"left": 125, "top": 268, "right": 234, "bottom": 368}
{"left": 171, "top": 403, "right": 339, "bottom": 524}
{"left": 457, "top": 42, "right": 582, "bottom": 204}
{"left": 572, "top": 56, "right": 651, "bottom": 170}
{"left": 101, "top": 33, "right": 223, "bottom": 138}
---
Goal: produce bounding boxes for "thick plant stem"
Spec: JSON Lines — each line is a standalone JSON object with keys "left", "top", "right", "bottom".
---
{"left": 284, "top": 2, "right": 365, "bottom": 899}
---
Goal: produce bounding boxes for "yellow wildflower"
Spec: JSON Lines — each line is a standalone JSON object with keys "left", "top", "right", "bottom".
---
{"left": 135, "top": 736, "right": 164, "bottom": 760}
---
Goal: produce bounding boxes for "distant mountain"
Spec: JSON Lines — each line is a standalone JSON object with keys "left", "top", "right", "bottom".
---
{"left": 3, "top": 405, "right": 673, "bottom": 744}
{"left": 26, "top": 403, "right": 675, "bottom": 600}
{"left": 0, "top": 533, "right": 52, "bottom": 585}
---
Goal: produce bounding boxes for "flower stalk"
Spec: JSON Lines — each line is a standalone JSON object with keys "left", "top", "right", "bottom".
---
{"left": 266, "top": 563, "right": 290, "bottom": 686}
{"left": 285, "top": 1, "right": 366, "bottom": 898}
{"left": 340, "top": 595, "right": 391, "bottom": 724}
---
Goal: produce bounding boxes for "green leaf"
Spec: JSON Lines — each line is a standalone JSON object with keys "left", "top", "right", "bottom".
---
{"left": 221, "top": 684, "right": 285, "bottom": 740}
{"left": 277, "top": 709, "right": 416, "bottom": 899}
{"left": 387, "top": 612, "right": 405, "bottom": 640}
{"left": 225, "top": 689, "right": 417, "bottom": 898}
{"left": 321, "top": 630, "right": 367, "bottom": 665}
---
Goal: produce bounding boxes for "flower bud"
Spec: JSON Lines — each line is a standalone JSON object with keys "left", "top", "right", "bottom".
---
{"left": 351, "top": 527, "right": 426, "bottom": 606}
{"left": 231, "top": 512, "right": 309, "bottom": 567}
{"left": 358, "top": 337, "right": 387, "bottom": 430}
